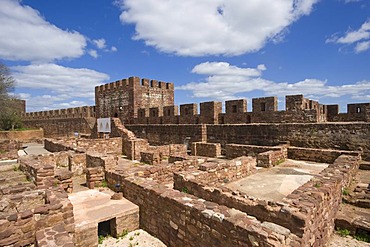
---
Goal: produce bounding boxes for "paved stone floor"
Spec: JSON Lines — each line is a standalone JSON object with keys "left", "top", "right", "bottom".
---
{"left": 226, "top": 159, "right": 329, "bottom": 201}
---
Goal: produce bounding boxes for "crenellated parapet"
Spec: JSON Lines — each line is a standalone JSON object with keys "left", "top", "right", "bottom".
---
{"left": 22, "top": 106, "right": 96, "bottom": 120}
{"left": 130, "top": 94, "right": 370, "bottom": 125}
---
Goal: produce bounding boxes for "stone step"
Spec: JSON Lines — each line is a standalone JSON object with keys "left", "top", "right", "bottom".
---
{"left": 359, "top": 161, "right": 370, "bottom": 170}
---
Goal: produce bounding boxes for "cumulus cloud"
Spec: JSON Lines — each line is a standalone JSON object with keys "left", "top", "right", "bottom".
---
{"left": 177, "top": 61, "right": 370, "bottom": 102}
{"left": 0, "top": 0, "right": 86, "bottom": 62}
{"left": 12, "top": 64, "right": 110, "bottom": 111}
{"left": 88, "top": 50, "right": 99, "bottom": 58}
{"left": 93, "top": 39, "right": 107, "bottom": 49}
{"left": 327, "top": 20, "right": 370, "bottom": 53}
{"left": 116, "top": 0, "right": 319, "bottom": 56}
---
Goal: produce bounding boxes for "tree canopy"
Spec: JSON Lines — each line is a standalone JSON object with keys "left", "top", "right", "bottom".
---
{"left": 0, "top": 63, "right": 23, "bottom": 130}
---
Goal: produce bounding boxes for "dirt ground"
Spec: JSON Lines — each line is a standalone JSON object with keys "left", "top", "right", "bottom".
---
{"left": 326, "top": 233, "right": 370, "bottom": 247}
{"left": 99, "top": 229, "right": 370, "bottom": 247}
{"left": 99, "top": 229, "right": 166, "bottom": 247}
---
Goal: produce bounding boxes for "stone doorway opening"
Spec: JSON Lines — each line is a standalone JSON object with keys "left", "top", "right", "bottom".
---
{"left": 98, "top": 218, "right": 114, "bottom": 237}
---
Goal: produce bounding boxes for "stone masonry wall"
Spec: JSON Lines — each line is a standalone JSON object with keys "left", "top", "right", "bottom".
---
{"left": 126, "top": 124, "right": 207, "bottom": 147}
{"left": 287, "top": 146, "right": 361, "bottom": 163}
{"left": 207, "top": 123, "right": 370, "bottom": 161}
{"left": 0, "top": 188, "right": 74, "bottom": 247}
{"left": 23, "top": 118, "right": 95, "bottom": 138}
{"left": 172, "top": 154, "right": 360, "bottom": 246}
{"left": 225, "top": 143, "right": 285, "bottom": 159}
{"left": 105, "top": 171, "right": 299, "bottom": 247}
{"left": 191, "top": 142, "right": 221, "bottom": 157}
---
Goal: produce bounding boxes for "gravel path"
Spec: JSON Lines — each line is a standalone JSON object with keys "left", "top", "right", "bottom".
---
{"left": 99, "top": 229, "right": 166, "bottom": 247}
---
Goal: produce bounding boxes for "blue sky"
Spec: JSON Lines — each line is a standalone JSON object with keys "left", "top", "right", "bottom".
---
{"left": 0, "top": 0, "right": 369, "bottom": 112}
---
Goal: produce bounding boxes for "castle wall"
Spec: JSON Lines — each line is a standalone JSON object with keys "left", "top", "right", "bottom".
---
{"left": 207, "top": 123, "right": 370, "bottom": 160}
{"left": 22, "top": 118, "right": 95, "bottom": 138}
{"left": 126, "top": 122, "right": 370, "bottom": 161}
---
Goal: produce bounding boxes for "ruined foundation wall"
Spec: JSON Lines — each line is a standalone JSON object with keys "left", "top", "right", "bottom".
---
{"left": 173, "top": 155, "right": 360, "bottom": 246}
{"left": 287, "top": 147, "right": 361, "bottom": 163}
{"left": 105, "top": 172, "right": 299, "bottom": 247}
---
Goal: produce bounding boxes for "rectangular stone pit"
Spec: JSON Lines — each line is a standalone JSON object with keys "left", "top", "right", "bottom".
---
{"left": 69, "top": 190, "right": 139, "bottom": 247}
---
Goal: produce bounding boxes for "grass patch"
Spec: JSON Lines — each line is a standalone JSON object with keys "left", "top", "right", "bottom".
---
{"left": 275, "top": 159, "right": 285, "bottom": 166}
{"left": 336, "top": 228, "right": 350, "bottom": 237}
{"left": 13, "top": 165, "right": 20, "bottom": 171}
{"left": 355, "top": 230, "right": 370, "bottom": 243}
{"left": 14, "top": 128, "right": 34, "bottom": 131}
{"left": 342, "top": 187, "right": 350, "bottom": 196}
{"left": 0, "top": 149, "right": 6, "bottom": 154}
{"left": 99, "top": 180, "right": 108, "bottom": 188}
{"left": 314, "top": 182, "right": 322, "bottom": 188}
{"left": 117, "top": 229, "right": 128, "bottom": 239}
{"left": 181, "top": 187, "right": 189, "bottom": 194}
{"left": 98, "top": 234, "right": 109, "bottom": 244}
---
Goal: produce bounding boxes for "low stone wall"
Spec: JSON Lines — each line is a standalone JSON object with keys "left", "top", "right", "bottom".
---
{"left": 86, "top": 152, "right": 117, "bottom": 171}
{"left": 146, "top": 144, "right": 187, "bottom": 157}
{"left": 257, "top": 150, "right": 286, "bottom": 167}
{"left": 68, "top": 153, "right": 86, "bottom": 175}
{"left": 86, "top": 167, "right": 104, "bottom": 189}
{"left": 105, "top": 171, "right": 299, "bottom": 247}
{"left": 0, "top": 188, "right": 74, "bottom": 247}
{"left": 288, "top": 146, "right": 361, "bottom": 163}
{"left": 55, "top": 169, "right": 73, "bottom": 193}
{"left": 123, "top": 138, "right": 149, "bottom": 160}
{"left": 172, "top": 154, "right": 361, "bottom": 246}
{"left": 0, "top": 129, "right": 44, "bottom": 141}
{"left": 191, "top": 142, "right": 221, "bottom": 157}
{"left": 45, "top": 137, "right": 122, "bottom": 155}
{"left": 19, "top": 158, "right": 55, "bottom": 189}
{"left": 225, "top": 143, "right": 284, "bottom": 159}
{"left": 19, "top": 154, "right": 75, "bottom": 193}
{"left": 140, "top": 151, "right": 161, "bottom": 165}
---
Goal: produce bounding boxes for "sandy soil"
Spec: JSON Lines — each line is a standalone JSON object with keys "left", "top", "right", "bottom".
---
{"left": 326, "top": 233, "right": 370, "bottom": 247}
{"left": 99, "top": 229, "right": 166, "bottom": 247}
{"left": 100, "top": 230, "right": 369, "bottom": 247}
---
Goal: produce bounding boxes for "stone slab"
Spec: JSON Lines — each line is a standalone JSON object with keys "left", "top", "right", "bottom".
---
{"left": 226, "top": 159, "right": 328, "bottom": 201}
{"left": 69, "top": 189, "right": 139, "bottom": 228}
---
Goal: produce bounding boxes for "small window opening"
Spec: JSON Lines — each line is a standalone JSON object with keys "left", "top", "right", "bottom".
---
{"left": 167, "top": 109, "right": 171, "bottom": 116}
{"left": 261, "top": 102, "right": 266, "bottom": 112}
{"left": 232, "top": 105, "right": 237, "bottom": 113}
{"left": 356, "top": 107, "right": 361, "bottom": 113}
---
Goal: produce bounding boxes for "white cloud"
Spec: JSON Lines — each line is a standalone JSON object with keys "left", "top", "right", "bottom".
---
{"left": 0, "top": 0, "right": 86, "bottom": 62}
{"left": 327, "top": 20, "right": 370, "bottom": 53}
{"left": 12, "top": 63, "right": 110, "bottom": 111}
{"left": 178, "top": 61, "right": 370, "bottom": 102}
{"left": 355, "top": 41, "right": 370, "bottom": 53}
{"left": 116, "top": 0, "right": 319, "bottom": 56}
{"left": 93, "top": 39, "right": 107, "bottom": 49}
{"left": 111, "top": 46, "right": 118, "bottom": 52}
{"left": 88, "top": 49, "right": 99, "bottom": 58}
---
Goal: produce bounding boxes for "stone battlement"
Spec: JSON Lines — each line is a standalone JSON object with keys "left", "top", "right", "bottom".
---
{"left": 22, "top": 106, "right": 96, "bottom": 120}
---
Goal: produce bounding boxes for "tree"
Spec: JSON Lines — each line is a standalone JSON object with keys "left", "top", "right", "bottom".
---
{"left": 0, "top": 63, "right": 23, "bottom": 130}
